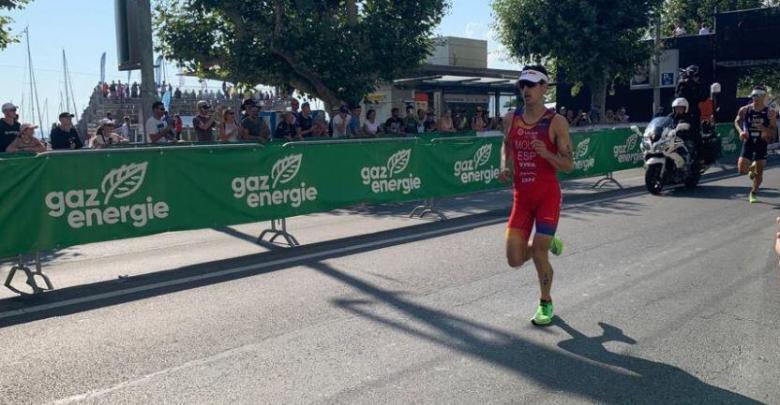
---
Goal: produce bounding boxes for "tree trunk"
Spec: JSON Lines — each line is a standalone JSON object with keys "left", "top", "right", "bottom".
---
{"left": 589, "top": 73, "right": 608, "bottom": 124}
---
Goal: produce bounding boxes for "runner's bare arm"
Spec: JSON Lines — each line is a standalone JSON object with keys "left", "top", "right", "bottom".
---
{"left": 500, "top": 111, "right": 514, "bottom": 173}
{"left": 548, "top": 115, "right": 574, "bottom": 173}
{"left": 734, "top": 107, "right": 747, "bottom": 136}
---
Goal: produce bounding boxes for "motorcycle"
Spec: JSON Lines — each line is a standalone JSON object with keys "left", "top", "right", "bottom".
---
{"left": 632, "top": 117, "right": 701, "bottom": 195}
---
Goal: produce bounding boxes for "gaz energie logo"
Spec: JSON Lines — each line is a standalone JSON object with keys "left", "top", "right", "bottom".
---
{"left": 613, "top": 134, "right": 643, "bottom": 164}
{"left": 232, "top": 154, "right": 318, "bottom": 208}
{"left": 45, "top": 162, "right": 170, "bottom": 229}
{"left": 361, "top": 149, "right": 422, "bottom": 194}
{"left": 573, "top": 138, "right": 595, "bottom": 170}
{"left": 453, "top": 144, "right": 500, "bottom": 184}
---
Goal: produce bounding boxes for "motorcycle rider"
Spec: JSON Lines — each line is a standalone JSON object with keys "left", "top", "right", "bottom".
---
{"left": 669, "top": 97, "right": 697, "bottom": 167}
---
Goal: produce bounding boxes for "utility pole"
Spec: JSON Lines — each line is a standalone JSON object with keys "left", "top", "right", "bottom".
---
{"left": 652, "top": 14, "right": 661, "bottom": 117}
{"left": 137, "top": 0, "right": 156, "bottom": 141}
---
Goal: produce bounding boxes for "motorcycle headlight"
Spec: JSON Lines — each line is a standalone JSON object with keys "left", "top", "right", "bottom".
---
{"left": 652, "top": 139, "right": 668, "bottom": 152}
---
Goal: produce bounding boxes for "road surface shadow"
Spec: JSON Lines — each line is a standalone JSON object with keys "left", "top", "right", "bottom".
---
{"left": 318, "top": 261, "right": 759, "bottom": 403}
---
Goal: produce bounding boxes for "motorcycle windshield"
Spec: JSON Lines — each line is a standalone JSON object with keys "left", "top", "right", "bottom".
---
{"left": 645, "top": 117, "right": 673, "bottom": 143}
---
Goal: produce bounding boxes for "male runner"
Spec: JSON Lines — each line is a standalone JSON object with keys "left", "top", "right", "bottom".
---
{"left": 734, "top": 85, "right": 777, "bottom": 203}
{"left": 499, "top": 65, "right": 574, "bottom": 326}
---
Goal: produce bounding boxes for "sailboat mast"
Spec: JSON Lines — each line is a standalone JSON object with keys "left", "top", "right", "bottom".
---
{"left": 24, "top": 27, "right": 45, "bottom": 138}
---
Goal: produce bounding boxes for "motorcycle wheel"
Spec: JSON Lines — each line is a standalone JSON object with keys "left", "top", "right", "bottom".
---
{"left": 645, "top": 164, "right": 664, "bottom": 195}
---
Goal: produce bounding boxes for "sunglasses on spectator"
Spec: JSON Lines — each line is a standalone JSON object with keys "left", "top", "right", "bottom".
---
{"left": 518, "top": 81, "right": 540, "bottom": 89}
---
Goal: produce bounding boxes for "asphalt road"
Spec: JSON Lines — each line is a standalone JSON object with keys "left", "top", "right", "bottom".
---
{"left": 1, "top": 165, "right": 779, "bottom": 404}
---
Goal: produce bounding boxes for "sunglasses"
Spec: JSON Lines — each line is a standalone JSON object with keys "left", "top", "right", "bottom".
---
{"left": 518, "top": 81, "right": 539, "bottom": 89}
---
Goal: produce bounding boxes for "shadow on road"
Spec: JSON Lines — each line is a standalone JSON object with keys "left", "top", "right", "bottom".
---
{"left": 318, "top": 260, "right": 759, "bottom": 403}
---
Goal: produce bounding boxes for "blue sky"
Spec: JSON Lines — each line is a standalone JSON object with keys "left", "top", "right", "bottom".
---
{"left": 0, "top": 0, "right": 520, "bottom": 130}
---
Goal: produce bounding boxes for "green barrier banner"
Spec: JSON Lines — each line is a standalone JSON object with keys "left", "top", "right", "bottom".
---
{"left": 563, "top": 128, "right": 643, "bottom": 179}
{"left": 0, "top": 125, "right": 745, "bottom": 258}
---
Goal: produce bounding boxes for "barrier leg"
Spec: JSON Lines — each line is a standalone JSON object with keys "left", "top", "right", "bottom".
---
{"left": 257, "top": 218, "right": 300, "bottom": 247}
{"left": 4, "top": 252, "right": 54, "bottom": 296}
{"left": 409, "top": 198, "right": 448, "bottom": 221}
{"left": 591, "top": 172, "right": 623, "bottom": 190}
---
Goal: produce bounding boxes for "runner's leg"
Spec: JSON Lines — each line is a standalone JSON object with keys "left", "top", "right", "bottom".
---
{"left": 738, "top": 157, "right": 752, "bottom": 175}
{"left": 531, "top": 234, "right": 554, "bottom": 301}
{"left": 754, "top": 159, "right": 766, "bottom": 192}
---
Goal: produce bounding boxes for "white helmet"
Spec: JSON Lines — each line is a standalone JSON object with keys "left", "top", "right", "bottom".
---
{"left": 672, "top": 97, "right": 689, "bottom": 113}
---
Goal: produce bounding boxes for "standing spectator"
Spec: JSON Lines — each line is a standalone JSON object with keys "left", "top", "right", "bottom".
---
{"left": 118, "top": 116, "right": 132, "bottom": 140}
{"left": 698, "top": 22, "right": 710, "bottom": 35}
{"left": 109, "top": 80, "right": 117, "bottom": 98}
{"left": 615, "top": 107, "right": 630, "bottom": 123}
{"left": 102, "top": 82, "right": 109, "bottom": 98}
{"left": 6, "top": 123, "right": 45, "bottom": 153}
{"left": 145, "top": 101, "right": 176, "bottom": 144}
{"left": 117, "top": 80, "right": 125, "bottom": 101}
{"left": 347, "top": 105, "right": 363, "bottom": 138}
{"left": 423, "top": 110, "right": 437, "bottom": 132}
{"left": 416, "top": 109, "right": 426, "bottom": 133}
{"left": 362, "top": 109, "right": 383, "bottom": 137}
{"left": 89, "top": 119, "right": 129, "bottom": 149}
{"left": 218, "top": 109, "right": 240, "bottom": 142}
{"left": 331, "top": 105, "right": 350, "bottom": 139}
{"left": 437, "top": 110, "right": 455, "bottom": 132}
{"left": 50, "top": 112, "right": 83, "bottom": 150}
{"left": 604, "top": 109, "right": 616, "bottom": 124}
{"left": 565, "top": 109, "right": 576, "bottom": 124}
{"left": 173, "top": 114, "right": 183, "bottom": 140}
{"left": 573, "top": 110, "right": 592, "bottom": 126}
{"left": 404, "top": 106, "right": 419, "bottom": 135}
{"left": 0, "top": 102, "right": 21, "bottom": 152}
{"left": 290, "top": 98, "right": 300, "bottom": 124}
{"left": 453, "top": 111, "right": 467, "bottom": 131}
{"left": 559, "top": 106, "right": 568, "bottom": 118}
{"left": 131, "top": 82, "right": 139, "bottom": 98}
{"left": 673, "top": 23, "right": 687, "bottom": 37}
{"left": 240, "top": 99, "right": 271, "bottom": 142}
{"left": 192, "top": 100, "right": 216, "bottom": 142}
{"left": 274, "top": 112, "right": 302, "bottom": 141}
{"left": 174, "top": 87, "right": 182, "bottom": 99}
{"left": 311, "top": 114, "right": 329, "bottom": 137}
{"left": 384, "top": 107, "right": 404, "bottom": 136}
{"left": 471, "top": 106, "right": 488, "bottom": 131}
{"left": 296, "top": 102, "right": 315, "bottom": 138}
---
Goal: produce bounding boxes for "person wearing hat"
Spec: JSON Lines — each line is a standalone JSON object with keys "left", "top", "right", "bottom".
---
{"left": 240, "top": 98, "right": 270, "bottom": 142}
{"left": 6, "top": 123, "right": 46, "bottom": 153}
{"left": 50, "top": 112, "right": 84, "bottom": 150}
{"left": 89, "top": 119, "right": 129, "bottom": 149}
{"left": 0, "top": 102, "right": 21, "bottom": 152}
{"left": 499, "top": 65, "right": 572, "bottom": 327}
{"left": 735, "top": 85, "right": 778, "bottom": 203}
{"left": 192, "top": 100, "right": 216, "bottom": 142}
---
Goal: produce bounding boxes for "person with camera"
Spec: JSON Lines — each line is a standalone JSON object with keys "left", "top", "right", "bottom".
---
{"left": 735, "top": 85, "right": 778, "bottom": 203}
{"left": 676, "top": 65, "right": 707, "bottom": 155}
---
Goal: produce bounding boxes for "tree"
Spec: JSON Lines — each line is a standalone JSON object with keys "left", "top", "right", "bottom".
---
{"left": 0, "top": 0, "right": 31, "bottom": 51}
{"left": 154, "top": 0, "right": 449, "bottom": 111}
{"left": 493, "top": 0, "right": 661, "bottom": 117}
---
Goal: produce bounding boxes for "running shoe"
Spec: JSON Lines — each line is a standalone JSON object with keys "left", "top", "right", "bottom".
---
{"left": 531, "top": 301, "right": 554, "bottom": 326}
{"left": 749, "top": 192, "right": 758, "bottom": 204}
{"left": 549, "top": 236, "right": 564, "bottom": 256}
{"left": 748, "top": 163, "right": 757, "bottom": 180}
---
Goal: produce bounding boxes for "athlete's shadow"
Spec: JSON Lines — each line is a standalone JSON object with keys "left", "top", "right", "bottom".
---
{"left": 554, "top": 317, "right": 749, "bottom": 402}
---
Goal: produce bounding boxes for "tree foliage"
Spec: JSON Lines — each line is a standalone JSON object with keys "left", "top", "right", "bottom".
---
{"left": 493, "top": 0, "right": 661, "bottom": 113}
{"left": 0, "top": 0, "right": 31, "bottom": 51}
{"left": 154, "top": 0, "right": 449, "bottom": 109}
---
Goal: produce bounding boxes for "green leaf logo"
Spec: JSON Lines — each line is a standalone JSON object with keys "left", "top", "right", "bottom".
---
{"left": 271, "top": 154, "right": 303, "bottom": 189}
{"left": 101, "top": 162, "right": 148, "bottom": 204}
{"left": 387, "top": 149, "right": 411, "bottom": 175}
{"left": 472, "top": 144, "right": 492, "bottom": 168}
{"left": 576, "top": 138, "right": 590, "bottom": 159}
{"left": 625, "top": 134, "right": 639, "bottom": 152}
